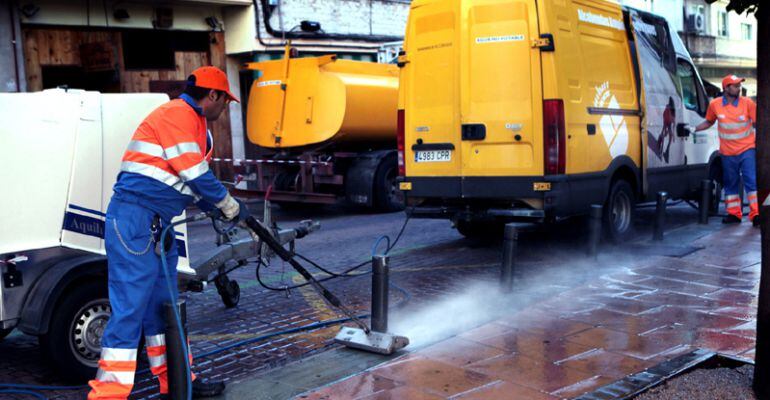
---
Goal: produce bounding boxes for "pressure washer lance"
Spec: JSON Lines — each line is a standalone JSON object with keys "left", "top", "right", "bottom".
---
{"left": 242, "top": 216, "right": 370, "bottom": 332}
{"left": 240, "top": 215, "right": 409, "bottom": 355}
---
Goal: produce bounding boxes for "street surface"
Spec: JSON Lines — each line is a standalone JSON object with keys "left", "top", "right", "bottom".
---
{"left": 0, "top": 202, "right": 758, "bottom": 399}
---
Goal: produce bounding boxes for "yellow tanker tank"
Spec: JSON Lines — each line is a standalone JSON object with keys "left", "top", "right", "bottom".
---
{"left": 245, "top": 54, "right": 399, "bottom": 149}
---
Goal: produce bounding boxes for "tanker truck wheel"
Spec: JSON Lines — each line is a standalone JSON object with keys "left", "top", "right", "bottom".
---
{"left": 374, "top": 155, "right": 405, "bottom": 212}
{"left": 39, "top": 280, "right": 109, "bottom": 383}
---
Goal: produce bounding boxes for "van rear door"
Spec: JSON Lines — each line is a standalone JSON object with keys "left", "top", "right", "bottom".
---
{"left": 402, "top": 0, "right": 463, "bottom": 178}
{"left": 459, "top": 0, "right": 542, "bottom": 179}
{"left": 403, "top": 0, "right": 541, "bottom": 180}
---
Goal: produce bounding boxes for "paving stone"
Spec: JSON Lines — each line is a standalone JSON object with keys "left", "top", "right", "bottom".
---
{"left": 450, "top": 380, "right": 558, "bottom": 400}
{"left": 466, "top": 353, "right": 601, "bottom": 394}
{"left": 370, "top": 356, "right": 495, "bottom": 397}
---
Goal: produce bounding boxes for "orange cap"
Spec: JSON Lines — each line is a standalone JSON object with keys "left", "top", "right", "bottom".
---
{"left": 722, "top": 74, "right": 745, "bottom": 89}
{"left": 189, "top": 66, "right": 240, "bottom": 103}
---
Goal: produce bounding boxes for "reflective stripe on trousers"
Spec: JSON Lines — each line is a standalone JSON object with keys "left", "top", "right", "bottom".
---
{"left": 87, "top": 348, "right": 137, "bottom": 400}
{"left": 725, "top": 194, "right": 742, "bottom": 219}
{"left": 748, "top": 191, "right": 759, "bottom": 220}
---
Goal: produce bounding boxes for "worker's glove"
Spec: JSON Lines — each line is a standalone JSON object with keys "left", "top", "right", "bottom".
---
{"left": 215, "top": 193, "right": 240, "bottom": 221}
{"left": 235, "top": 199, "right": 251, "bottom": 222}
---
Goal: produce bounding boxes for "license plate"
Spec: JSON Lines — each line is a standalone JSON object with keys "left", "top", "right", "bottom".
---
{"left": 415, "top": 150, "right": 451, "bottom": 163}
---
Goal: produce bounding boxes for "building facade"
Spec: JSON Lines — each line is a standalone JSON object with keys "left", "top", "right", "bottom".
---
{"left": 0, "top": 0, "right": 410, "bottom": 172}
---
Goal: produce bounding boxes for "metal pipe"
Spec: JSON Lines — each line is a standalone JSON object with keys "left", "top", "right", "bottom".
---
{"left": 653, "top": 191, "right": 668, "bottom": 241}
{"left": 371, "top": 255, "right": 389, "bottom": 333}
{"left": 501, "top": 224, "right": 517, "bottom": 292}
{"left": 588, "top": 205, "right": 603, "bottom": 257}
{"left": 699, "top": 179, "right": 713, "bottom": 224}
{"left": 164, "top": 300, "right": 189, "bottom": 400}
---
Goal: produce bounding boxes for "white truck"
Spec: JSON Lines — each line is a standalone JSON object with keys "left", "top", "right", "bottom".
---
{"left": 0, "top": 89, "right": 316, "bottom": 382}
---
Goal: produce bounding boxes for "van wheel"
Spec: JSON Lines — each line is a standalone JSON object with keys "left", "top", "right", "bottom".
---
{"left": 455, "top": 220, "right": 504, "bottom": 239}
{"left": 40, "top": 281, "right": 110, "bottom": 383}
{"left": 603, "top": 180, "right": 635, "bottom": 242}
{"left": 374, "top": 155, "right": 405, "bottom": 212}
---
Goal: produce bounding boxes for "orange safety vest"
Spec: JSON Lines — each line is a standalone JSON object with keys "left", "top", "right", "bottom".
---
{"left": 120, "top": 98, "right": 214, "bottom": 198}
{"left": 706, "top": 96, "right": 757, "bottom": 156}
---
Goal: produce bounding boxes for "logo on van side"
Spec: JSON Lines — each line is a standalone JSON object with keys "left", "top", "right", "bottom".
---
{"left": 594, "top": 81, "right": 628, "bottom": 158}
{"left": 578, "top": 9, "right": 625, "bottom": 31}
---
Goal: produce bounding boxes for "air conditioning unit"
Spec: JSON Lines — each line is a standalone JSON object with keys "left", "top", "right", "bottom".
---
{"left": 686, "top": 13, "right": 706, "bottom": 33}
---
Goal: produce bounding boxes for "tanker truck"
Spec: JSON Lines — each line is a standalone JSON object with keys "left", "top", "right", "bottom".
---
{"left": 228, "top": 48, "right": 403, "bottom": 211}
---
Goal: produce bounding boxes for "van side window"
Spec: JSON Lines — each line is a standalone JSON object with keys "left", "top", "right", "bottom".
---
{"left": 676, "top": 59, "right": 706, "bottom": 116}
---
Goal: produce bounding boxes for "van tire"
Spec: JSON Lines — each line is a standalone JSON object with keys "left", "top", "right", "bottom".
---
{"left": 374, "top": 155, "right": 405, "bottom": 212}
{"left": 39, "top": 280, "right": 110, "bottom": 383}
{"left": 709, "top": 162, "right": 723, "bottom": 214}
{"left": 603, "top": 180, "right": 635, "bottom": 242}
{"left": 455, "top": 220, "right": 504, "bottom": 239}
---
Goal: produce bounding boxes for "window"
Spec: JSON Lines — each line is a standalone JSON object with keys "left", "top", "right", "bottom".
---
{"left": 717, "top": 11, "right": 729, "bottom": 37}
{"left": 742, "top": 23, "right": 753, "bottom": 40}
{"left": 677, "top": 59, "right": 707, "bottom": 116}
{"left": 122, "top": 30, "right": 210, "bottom": 70}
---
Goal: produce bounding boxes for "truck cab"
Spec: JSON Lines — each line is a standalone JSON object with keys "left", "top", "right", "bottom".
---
{"left": 397, "top": 0, "right": 719, "bottom": 239}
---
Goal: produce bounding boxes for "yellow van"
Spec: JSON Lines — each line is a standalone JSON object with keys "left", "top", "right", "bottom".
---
{"left": 396, "top": 0, "right": 720, "bottom": 240}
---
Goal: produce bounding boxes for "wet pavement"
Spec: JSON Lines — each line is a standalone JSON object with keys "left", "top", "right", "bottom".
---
{"left": 295, "top": 210, "right": 759, "bottom": 399}
{"left": 0, "top": 203, "right": 760, "bottom": 399}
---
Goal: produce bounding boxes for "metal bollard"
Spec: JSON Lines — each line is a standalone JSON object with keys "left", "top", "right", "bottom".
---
{"left": 501, "top": 224, "right": 517, "bottom": 293}
{"left": 588, "top": 205, "right": 603, "bottom": 257}
{"left": 371, "top": 255, "right": 389, "bottom": 333}
{"left": 653, "top": 191, "right": 668, "bottom": 241}
{"left": 164, "top": 300, "right": 189, "bottom": 400}
{"left": 699, "top": 179, "right": 713, "bottom": 225}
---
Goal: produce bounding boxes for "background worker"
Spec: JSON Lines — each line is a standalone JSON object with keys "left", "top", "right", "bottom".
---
{"left": 694, "top": 74, "right": 759, "bottom": 226}
{"left": 88, "top": 66, "right": 246, "bottom": 399}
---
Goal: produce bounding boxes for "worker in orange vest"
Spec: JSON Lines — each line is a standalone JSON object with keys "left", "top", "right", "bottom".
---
{"left": 694, "top": 74, "right": 758, "bottom": 226}
{"left": 88, "top": 67, "right": 243, "bottom": 399}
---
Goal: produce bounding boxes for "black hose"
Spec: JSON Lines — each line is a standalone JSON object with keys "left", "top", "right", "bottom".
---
{"left": 255, "top": 216, "right": 410, "bottom": 291}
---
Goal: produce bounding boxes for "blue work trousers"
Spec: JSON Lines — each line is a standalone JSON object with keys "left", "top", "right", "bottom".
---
{"left": 102, "top": 199, "right": 178, "bottom": 348}
{"left": 722, "top": 148, "right": 757, "bottom": 196}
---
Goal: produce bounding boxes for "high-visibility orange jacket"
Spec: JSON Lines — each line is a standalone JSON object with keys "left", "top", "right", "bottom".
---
{"left": 706, "top": 96, "right": 757, "bottom": 156}
{"left": 112, "top": 94, "right": 228, "bottom": 220}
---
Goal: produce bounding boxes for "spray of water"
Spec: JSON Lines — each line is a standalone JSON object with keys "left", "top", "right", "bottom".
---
{"left": 388, "top": 249, "right": 640, "bottom": 349}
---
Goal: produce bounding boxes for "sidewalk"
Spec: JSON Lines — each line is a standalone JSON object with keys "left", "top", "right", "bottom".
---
{"left": 294, "top": 222, "right": 759, "bottom": 399}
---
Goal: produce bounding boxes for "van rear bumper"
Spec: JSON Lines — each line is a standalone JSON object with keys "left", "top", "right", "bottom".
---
{"left": 401, "top": 176, "right": 574, "bottom": 220}
{"left": 402, "top": 176, "right": 559, "bottom": 199}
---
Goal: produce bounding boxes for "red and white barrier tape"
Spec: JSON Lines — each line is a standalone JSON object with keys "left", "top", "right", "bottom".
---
{"left": 211, "top": 157, "right": 329, "bottom": 166}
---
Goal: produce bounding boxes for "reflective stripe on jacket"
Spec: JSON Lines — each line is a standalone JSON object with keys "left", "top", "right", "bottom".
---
{"left": 112, "top": 94, "right": 227, "bottom": 220}
{"left": 706, "top": 96, "right": 757, "bottom": 156}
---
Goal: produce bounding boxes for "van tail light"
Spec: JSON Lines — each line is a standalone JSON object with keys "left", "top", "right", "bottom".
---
{"left": 543, "top": 99, "right": 566, "bottom": 175}
{"left": 397, "top": 109, "right": 406, "bottom": 176}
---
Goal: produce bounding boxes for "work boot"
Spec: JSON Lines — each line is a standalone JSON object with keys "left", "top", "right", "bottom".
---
{"left": 753, "top": 216, "right": 761, "bottom": 228}
{"left": 722, "top": 215, "right": 741, "bottom": 224}
{"left": 192, "top": 378, "right": 226, "bottom": 398}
